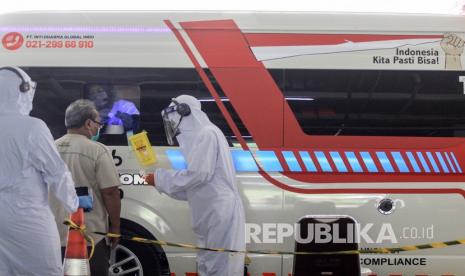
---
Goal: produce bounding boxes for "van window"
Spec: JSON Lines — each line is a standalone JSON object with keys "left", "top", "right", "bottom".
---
{"left": 282, "top": 69, "right": 465, "bottom": 137}
{"left": 26, "top": 67, "right": 249, "bottom": 146}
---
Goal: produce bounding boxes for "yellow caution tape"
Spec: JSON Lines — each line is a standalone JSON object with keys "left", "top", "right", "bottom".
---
{"left": 63, "top": 219, "right": 465, "bottom": 256}
{"left": 63, "top": 219, "right": 96, "bottom": 259}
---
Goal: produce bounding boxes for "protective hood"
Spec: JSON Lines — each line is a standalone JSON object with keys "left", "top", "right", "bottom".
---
{"left": 0, "top": 67, "right": 36, "bottom": 116}
{"left": 174, "top": 94, "right": 210, "bottom": 132}
{"left": 162, "top": 94, "right": 211, "bottom": 145}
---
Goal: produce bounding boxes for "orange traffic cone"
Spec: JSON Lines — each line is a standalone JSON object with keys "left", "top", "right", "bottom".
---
{"left": 63, "top": 208, "right": 91, "bottom": 276}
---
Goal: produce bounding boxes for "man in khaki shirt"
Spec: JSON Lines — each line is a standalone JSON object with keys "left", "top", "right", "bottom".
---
{"left": 50, "top": 99, "right": 121, "bottom": 276}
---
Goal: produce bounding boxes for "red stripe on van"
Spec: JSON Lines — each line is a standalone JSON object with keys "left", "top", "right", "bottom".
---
{"left": 440, "top": 152, "right": 454, "bottom": 173}
{"left": 308, "top": 151, "right": 323, "bottom": 172}
{"left": 368, "top": 150, "right": 383, "bottom": 173}
{"left": 244, "top": 33, "right": 443, "bottom": 47}
{"left": 276, "top": 151, "right": 290, "bottom": 172}
{"left": 339, "top": 151, "right": 354, "bottom": 173}
{"left": 445, "top": 152, "right": 456, "bottom": 173}
{"left": 385, "top": 152, "right": 399, "bottom": 173}
{"left": 179, "top": 19, "right": 284, "bottom": 148}
{"left": 163, "top": 19, "right": 248, "bottom": 150}
{"left": 355, "top": 151, "right": 370, "bottom": 173}
{"left": 293, "top": 150, "right": 307, "bottom": 172}
{"left": 430, "top": 152, "right": 443, "bottom": 173}
{"left": 400, "top": 152, "right": 415, "bottom": 173}
{"left": 324, "top": 151, "right": 339, "bottom": 173}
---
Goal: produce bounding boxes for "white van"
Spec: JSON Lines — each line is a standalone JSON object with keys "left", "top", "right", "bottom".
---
{"left": 1, "top": 11, "right": 465, "bottom": 276}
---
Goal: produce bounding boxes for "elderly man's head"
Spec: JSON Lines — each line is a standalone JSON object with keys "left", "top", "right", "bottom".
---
{"left": 65, "top": 99, "right": 103, "bottom": 139}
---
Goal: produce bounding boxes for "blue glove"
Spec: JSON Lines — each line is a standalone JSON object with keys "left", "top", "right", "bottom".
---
{"left": 78, "top": 195, "right": 93, "bottom": 212}
{"left": 115, "top": 111, "right": 133, "bottom": 131}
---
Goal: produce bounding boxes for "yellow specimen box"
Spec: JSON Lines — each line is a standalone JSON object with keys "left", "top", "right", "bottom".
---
{"left": 128, "top": 131, "right": 157, "bottom": 166}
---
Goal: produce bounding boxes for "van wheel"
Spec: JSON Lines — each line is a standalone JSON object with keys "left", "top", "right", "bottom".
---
{"left": 109, "top": 220, "right": 170, "bottom": 276}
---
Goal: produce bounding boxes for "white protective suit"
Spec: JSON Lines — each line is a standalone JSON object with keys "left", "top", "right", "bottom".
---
{"left": 0, "top": 67, "right": 79, "bottom": 276}
{"left": 155, "top": 95, "right": 246, "bottom": 276}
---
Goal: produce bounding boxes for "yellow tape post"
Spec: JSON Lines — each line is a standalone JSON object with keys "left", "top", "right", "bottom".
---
{"left": 63, "top": 220, "right": 465, "bottom": 256}
{"left": 63, "top": 219, "right": 96, "bottom": 259}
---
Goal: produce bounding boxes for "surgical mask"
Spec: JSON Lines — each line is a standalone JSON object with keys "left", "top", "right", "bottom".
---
{"left": 89, "top": 118, "right": 102, "bottom": 141}
{"left": 91, "top": 127, "right": 100, "bottom": 141}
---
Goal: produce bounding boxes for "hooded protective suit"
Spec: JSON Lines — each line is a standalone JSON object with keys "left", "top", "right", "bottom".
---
{"left": 155, "top": 95, "right": 245, "bottom": 276}
{"left": 0, "top": 67, "right": 79, "bottom": 276}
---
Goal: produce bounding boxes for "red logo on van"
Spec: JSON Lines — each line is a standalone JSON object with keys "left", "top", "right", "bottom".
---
{"left": 2, "top": 32, "right": 24, "bottom": 50}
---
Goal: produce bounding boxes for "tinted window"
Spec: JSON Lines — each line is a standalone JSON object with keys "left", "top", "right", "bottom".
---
{"left": 282, "top": 69, "right": 465, "bottom": 137}
{"left": 26, "top": 67, "right": 244, "bottom": 146}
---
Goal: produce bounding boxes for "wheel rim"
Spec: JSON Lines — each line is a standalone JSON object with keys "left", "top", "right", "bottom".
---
{"left": 109, "top": 244, "right": 144, "bottom": 276}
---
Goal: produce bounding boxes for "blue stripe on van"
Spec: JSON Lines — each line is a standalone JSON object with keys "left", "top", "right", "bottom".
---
{"left": 256, "top": 151, "right": 283, "bottom": 172}
{"left": 444, "top": 152, "right": 456, "bottom": 173}
{"left": 406, "top": 152, "right": 421, "bottom": 173}
{"left": 344, "top": 152, "right": 363, "bottom": 173}
{"left": 231, "top": 150, "right": 259, "bottom": 172}
{"left": 450, "top": 152, "right": 462, "bottom": 173}
{"left": 167, "top": 149, "right": 461, "bottom": 174}
{"left": 416, "top": 152, "right": 431, "bottom": 173}
{"left": 360, "top": 152, "right": 378, "bottom": 173}
{"left": 166, "top": 149, "right": 187, "bottom": 170}
{"left": 299, "top": 151, "right": 317, "bottom": 172}
{"left": 376, "top": 152, "right": 394, "bottom": 173}
{"left": 330, "top": 152, "right": 348, "bottom": 173}
{"left": 426, "top": 152, "right": 440, "bottom": 173}
{"left": 314, "top": 151, "right": 333, "bottom": 172}
{"left": 282, "top": 151, "right": 302, "bottom": 172}
{"left": 391, "top": 152, "right": 409, "bottom": 173}
{"left": 435, "top": 152, "right": 449, "bottom": 173}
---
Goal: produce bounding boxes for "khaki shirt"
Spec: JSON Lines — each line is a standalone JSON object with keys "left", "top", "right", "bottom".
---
{"left": 50, "top": 134, "right": 120, "bottom": 245}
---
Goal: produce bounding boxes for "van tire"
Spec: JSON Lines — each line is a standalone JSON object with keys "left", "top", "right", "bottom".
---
{"left": 116, "top": 219, "right": 170, "bottom": 276}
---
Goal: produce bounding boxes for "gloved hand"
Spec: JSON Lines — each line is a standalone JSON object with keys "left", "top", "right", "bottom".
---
{"left": 115, "top": 111, "right": 133, "bottom": 131}
{"left": 78, "top": 195, "right": 93, "bottom": 212}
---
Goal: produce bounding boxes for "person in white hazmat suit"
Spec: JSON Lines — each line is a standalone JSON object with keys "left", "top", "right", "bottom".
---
{"left": 145, "top": 95, "right": 246, "bottom": 276}
{"left": 0, "top": 67, "right": 84, "bottom": 276}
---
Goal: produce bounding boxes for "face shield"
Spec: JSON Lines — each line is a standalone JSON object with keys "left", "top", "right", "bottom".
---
{"left": 161, "top": 104, "right": 182, "bottom": 146}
